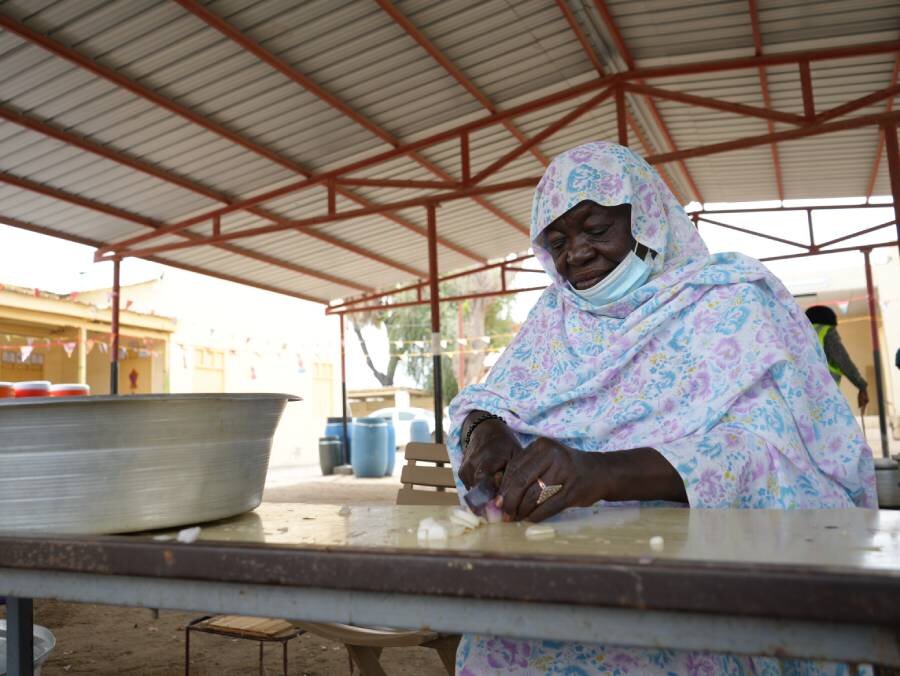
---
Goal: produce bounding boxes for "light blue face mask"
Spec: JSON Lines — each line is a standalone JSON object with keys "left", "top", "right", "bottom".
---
{"left": 569, "top": 246, "right": 652, "bottom": 306}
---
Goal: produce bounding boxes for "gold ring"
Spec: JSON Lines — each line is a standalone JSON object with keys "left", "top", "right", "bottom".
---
{"left": 536, "top": 477, "right": 563, "bottom": 505}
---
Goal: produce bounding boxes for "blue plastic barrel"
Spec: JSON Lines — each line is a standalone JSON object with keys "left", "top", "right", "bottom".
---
{"left": 325, "top": 416, "right": 353, "bottom": 464}
{"left": 351, "top": 417, "right": 389, "bottom": 478}
{"left": 384, "top": 419, "right": 396, "bottom": 476}
{"left": 410, "top": 418, "right": 431, "bottom": 443}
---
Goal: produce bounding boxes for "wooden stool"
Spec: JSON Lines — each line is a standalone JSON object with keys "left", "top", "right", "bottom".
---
{"left": 185, "top": 615, "right": 303, "bottom": 675}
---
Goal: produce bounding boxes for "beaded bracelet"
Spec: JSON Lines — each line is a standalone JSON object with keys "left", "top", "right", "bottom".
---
{"left": 463, "top": 412, "right": 505, "bottom": 449}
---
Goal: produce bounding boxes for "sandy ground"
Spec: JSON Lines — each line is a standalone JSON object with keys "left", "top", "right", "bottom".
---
{"left": 3, "top": 459, "right": 450, "bottom": 675}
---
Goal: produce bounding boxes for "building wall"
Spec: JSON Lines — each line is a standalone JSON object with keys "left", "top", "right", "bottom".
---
{"left": 79, "top": 272, "right": 342, "bottom": 467}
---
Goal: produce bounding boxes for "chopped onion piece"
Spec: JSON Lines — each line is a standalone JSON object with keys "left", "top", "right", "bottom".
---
{"left": 524, "top": 524, "right": 556, "bottom": 540}
{"left": 449, "top": 508, "right": 482, "bottom": 530}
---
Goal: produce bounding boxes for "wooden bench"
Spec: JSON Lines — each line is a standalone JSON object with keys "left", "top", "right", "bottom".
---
{"left": 396, "top": 442, "right": 459, "bottom": 506}
{"left": 185, "top": 614, "right": 302, "bottom": 675}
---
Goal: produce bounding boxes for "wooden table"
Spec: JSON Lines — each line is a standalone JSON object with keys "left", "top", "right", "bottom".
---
{"left": 2, "top": 503, "right": 899, "bottom": 674}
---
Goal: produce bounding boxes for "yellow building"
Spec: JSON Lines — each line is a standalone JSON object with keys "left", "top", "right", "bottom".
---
{"left": 0, "top": 283, "right": 174, "bottom": 394}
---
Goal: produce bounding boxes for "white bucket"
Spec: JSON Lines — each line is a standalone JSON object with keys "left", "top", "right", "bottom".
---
{"left": 0, "top": 619, "right": 56, "bottom": 676}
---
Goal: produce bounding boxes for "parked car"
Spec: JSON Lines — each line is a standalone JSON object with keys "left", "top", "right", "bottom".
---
{"left": 369, "top": 406, "right": 451, "bottom": 449}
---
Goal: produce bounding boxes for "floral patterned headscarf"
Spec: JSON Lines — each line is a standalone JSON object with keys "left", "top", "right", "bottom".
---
{"left": 448, "top": 141, "right": 875, "bottom": 510}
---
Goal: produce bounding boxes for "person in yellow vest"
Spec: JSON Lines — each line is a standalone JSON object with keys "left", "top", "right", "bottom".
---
{"left": 805, "top": 305, "right": 869, "bottom": 409}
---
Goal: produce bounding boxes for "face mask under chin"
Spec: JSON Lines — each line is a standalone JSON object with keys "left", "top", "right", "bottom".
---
{"left": 568, "top": 245, "right": 652, "bottom": 306}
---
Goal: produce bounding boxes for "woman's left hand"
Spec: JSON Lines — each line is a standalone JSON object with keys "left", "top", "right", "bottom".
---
{"left": 497, "top": 437, "right": 606, "bottom": 522}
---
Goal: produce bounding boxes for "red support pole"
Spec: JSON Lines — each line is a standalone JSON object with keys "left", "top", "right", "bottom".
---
{"left": 616, "top": 85, "right": 628, "bottom": 146}
{"left": 327, "top": 180, "right": 336, "bottom": 216}
{"left": 799, "top": 60, "right": 816, "bottom": 121}
{"left": 883, "top": 120, "right": 900, "bottom": 256}
{"left": 427, "top": 203, "right": 443, "bottom": 443}
{"left": 110, "top": 259, "right": 121, "bottom": 395}
{"left": 866, "top": 55, "right": 900, "bottom": 200}
{"left": 863, "top": 249, "right": 889, "bottom": 458}
{"left": 806, "top": 209, "right": 816, "bottom": 250}
{"left": 339, "top": 313, "right": 349, "bottom": 466}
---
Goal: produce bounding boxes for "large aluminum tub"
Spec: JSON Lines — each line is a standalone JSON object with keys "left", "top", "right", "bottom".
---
{"left": 0, "top": 393, "right": 297, "bottom": 534}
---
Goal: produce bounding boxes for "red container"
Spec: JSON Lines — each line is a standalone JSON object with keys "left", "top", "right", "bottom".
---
{"left": 0, "top": 382, "right": 13, "bottom": 398}
{"left": 13, "top": 380, "right": 51, "bottom": 398}
{"left": 49, "top": 383, "right": 91, "bottom": 397}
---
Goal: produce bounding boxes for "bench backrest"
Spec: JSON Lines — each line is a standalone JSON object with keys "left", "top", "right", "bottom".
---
{"left": 396, "top": 442, "right": 459, "bottom": 506}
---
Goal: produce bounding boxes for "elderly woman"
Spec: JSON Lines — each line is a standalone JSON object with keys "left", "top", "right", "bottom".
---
{"left": 448, "top": 142, "right": 876, "bottom": 675}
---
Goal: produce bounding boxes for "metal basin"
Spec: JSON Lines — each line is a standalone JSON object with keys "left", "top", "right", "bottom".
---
{"left": 0, "top": 393, "right": 298, "bottom": 534}
{"left": 0, "top": 619, "right": 56, "bottom": 676}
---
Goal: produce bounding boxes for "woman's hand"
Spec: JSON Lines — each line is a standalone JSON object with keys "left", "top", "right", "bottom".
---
{"left": 497, "top": 442, "right": 688, "bottom": 522}
{"left": 497, "top": 437, "right": 606, "bottom": 522}
{"left": 458, "top": 412, "right": 522, "bottom": 490}
{"left": 858, "top": 388, "right": 869, "bottom": 410}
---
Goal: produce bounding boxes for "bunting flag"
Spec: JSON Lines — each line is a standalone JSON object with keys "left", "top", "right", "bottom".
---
{"left": 62, "top": 341, "right": 77, "bottom": 358}
{"left": 86, "top": 339, "right": 95, "bottom": 354}
{"left": 19, "top": 345, "right": 33, "bottom": 362}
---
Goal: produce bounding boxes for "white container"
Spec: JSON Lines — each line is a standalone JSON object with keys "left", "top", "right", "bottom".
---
{"left": 0, "top": 619, "right": 56, "bottom": 676}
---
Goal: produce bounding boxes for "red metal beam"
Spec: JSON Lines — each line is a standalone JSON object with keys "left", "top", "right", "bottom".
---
{"left": 884, "top": 120, "right": 900, "bottom": 249}
{"left": 592, "top": 0, "right": 705, "bottom": 203}
{"left": 0, "top": 104, "right": 426, "bottom": 278}
{"left": 696, "top": 216, "right": 809, "bottom": 250}
{"left": 119, "top": 99, "right": 900, "bottom": 259}
{"left": 0, "top": 213, "right": 329, "bottom": 304}
{"left": 174, "top": 0, "right": 528, "bottom": 238}
{"left": 760, "top": 239, "right": 900, "bottom": 262}
{"left": 112, "top": 177, "right": 543, "bottom": 259}
{"left": 94, "top": 40, "right": 898, "bottom": 249}
{"left": 326, "top": 285, "right": 549, "bottom": 315}
{"left": 616, "top": 85, "right": 628, "bottom": 145}
{"left": 624, "top": 82, "right": 806, "bottom": 126}
{"left": 375, "top": 0, "right": 548, "bottom": 168}
{"left": 748, "top": 0, "right": 785, "bottom": 202}
{"left": 0, "top": 171, "right": 374, "bottom": 293}
{"left": 626, "top": 42, "right": 900, "bottom": 81}
{"left": 0, "top": 11, "right": 480, "bottom": 264}
{"left": 817, "top": 218, "right": 897, "bottom": 249}
{"left": 334, "top": 178, "right": 459, "bottom": 190}
{"left": 625, "top": 111, "right": 687, "bottom": 203}
{"left": 555, "top": 0, "right": 606, "bottom": 75}
{"left": 646, "top": 109, "right": 900, "bottom": 165}
{"left": 814, "top": 83, "right": 900, "bottom": 125}
{"left": 471, "top": 87, "right": 615, "bottom": 184}
{"left": 866, "top": 55, "right": 900, "bottom": 200}
{"left": 693, "top": 202, "right": 891, "bottom": 214}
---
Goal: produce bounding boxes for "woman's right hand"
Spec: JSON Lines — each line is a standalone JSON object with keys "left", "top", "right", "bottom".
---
{"left": 458, "top": 411, "right": 522, "bottom": 490}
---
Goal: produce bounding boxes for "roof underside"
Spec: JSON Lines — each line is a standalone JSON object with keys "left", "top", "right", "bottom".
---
{"left": 0, "top": 0, "right": 898, "bottom": 304}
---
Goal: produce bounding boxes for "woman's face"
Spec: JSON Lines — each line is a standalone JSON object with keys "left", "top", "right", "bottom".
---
{"left": 541, "top": 201, "right": 634, "bottom": 290}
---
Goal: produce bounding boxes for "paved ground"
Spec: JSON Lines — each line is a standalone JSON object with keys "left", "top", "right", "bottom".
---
{"left": 4, "top": 455, "right": 451, "bottom": 675}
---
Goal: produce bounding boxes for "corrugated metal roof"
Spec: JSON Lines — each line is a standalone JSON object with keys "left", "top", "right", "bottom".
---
{"left": 0, "top": 0, "right": 897, "bottom": 304}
